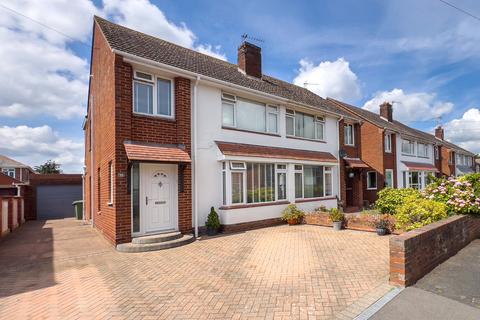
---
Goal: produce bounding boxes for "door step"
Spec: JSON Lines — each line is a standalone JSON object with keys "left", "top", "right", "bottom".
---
{"left": 116, "top": 234, "right": 194, "bottom": 253}
{"left": 132, "top": 231, "right": 182, "bottom": 244}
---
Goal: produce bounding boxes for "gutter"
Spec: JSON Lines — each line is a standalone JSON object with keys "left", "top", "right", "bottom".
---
{"left": 117, "top": 50, "right": 357, "bottom": 121}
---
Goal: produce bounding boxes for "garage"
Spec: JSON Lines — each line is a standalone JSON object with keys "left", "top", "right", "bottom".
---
{"left": 36, "top": 185, "right": 82, "bottom": 220}
{"left": 27, "top": 174, "right": 83, "bottom": 221}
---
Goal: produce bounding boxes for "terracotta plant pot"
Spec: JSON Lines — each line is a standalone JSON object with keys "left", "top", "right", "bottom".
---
{"left": 287, "top": 218, "right": 299, "bottom": 225}
{"left": 332, "top": 221, "right": 342, "bottom": 231}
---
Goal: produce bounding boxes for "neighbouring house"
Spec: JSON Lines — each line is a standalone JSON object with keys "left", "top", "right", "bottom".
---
{"left": 0, "top": 155, "right": 33, "bottom": 184}
{"left": 84, "top": 16, "right": 360, "bottom": 247}
{"left": 0, "top": 172, "right": 21, "bottom": 196}
{"left": 433, "top": 126, "right": 476, "bottom": 177}
{"left": 475, "top": 156, "right": 480, "bottom": 173}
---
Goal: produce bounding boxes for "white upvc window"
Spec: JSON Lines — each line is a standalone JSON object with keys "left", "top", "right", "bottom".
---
{"left": 418, "top": 143, "right": 429, "bottom": 158}
{"left": 221, "top": 93, "right": 278, "bottom": 134}
{"left": 385, "top": 169, "right": 394, "bottom": 188}
{"left": 384, "top": 134, "right": 392, "bottom": 153}
{"left": 133, "top": 70, "right": 174, "bottom": 118}
{"left": 286, "top": 109, "right": 325, "bottom": 141}
{"left": 402, "top": 139, "right": 415, "bottom": 155}
{"left": 1, "top": 168, "right": 15, "bottom": 178}
{"left": 294, "top": 164, "right": 332, "bottom": 199}
{"left": 367, "top": 171, "right": 377, "bottom": 190}
{"left": 434, "top": 146, "right": 439, "bottom": 160}
{"left": 344, "top": 124, "right": 354, "bottom": 146}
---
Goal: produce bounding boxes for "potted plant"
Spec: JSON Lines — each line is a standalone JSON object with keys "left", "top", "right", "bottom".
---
{"left": 281, "top": 204, "right": 305, "bottom": 225}
{"left": 205, "top": 206, "right": 221, "bottom": 236}
{"left": 329, "top": 208, "right": 344, "bottom": 231}
{"left": 372, "top": 214, "right": 393, "bottom": 236}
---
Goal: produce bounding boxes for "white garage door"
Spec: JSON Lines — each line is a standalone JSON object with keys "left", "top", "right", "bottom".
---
{"left": 37, "top": 185, "right": 82, "bottom": 220}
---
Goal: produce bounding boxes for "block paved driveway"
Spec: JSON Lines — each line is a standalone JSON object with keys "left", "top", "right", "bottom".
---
{"left": 0, "top": 219, "right": 391, "bottom": 319}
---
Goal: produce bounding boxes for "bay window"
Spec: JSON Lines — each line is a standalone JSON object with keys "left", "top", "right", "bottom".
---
{"left": 402, "top": 139, "right": 414, "bottom": 155}
{"left": 294, "top": 165, "right": 332, "bottom": 199}
{"left": 133, "top": 71, "right": 173, "bottom": 117}
{"left": 286, "top": 109, "right": 325, "bottom": 141}
{"left": 276, "top": 164, "right": 287, "bottom": 200}
{"left": 221, "top": 93, "right": 278, "bottom": 134}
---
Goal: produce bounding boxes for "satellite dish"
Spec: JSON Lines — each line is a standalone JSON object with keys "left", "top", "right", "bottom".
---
{"left": 339, "top": 149, "right": 347, "bottom": 159}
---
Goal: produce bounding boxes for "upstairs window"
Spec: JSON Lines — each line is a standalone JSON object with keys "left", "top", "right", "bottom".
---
{"left": 344, "top": 124, "right": 354, "bottom": 146}
{"left": 133, "top": 71, "right": 173, "bottom": 118}
{"left": 449, "top": 152, "right": 454, "bottom": 164}
{"left": 402, "top": 139, "right": 414, "bottom": 155}
{"left": 221, "top": 93, "right": 278, "bottom": 134}
{"left": 286, "top": 109, "right": 325, "bottom": 141}
{"left": 434, "top": 146, "right": 439, "bottom": 160}
{"left": 384, "top": 134, "right": 392, "bottom": 153}
{"left": 418, "top": 143, "right": 429, "bottom": 158}
{"left": 1, "top": 168, "right": 15, "bottom": 178}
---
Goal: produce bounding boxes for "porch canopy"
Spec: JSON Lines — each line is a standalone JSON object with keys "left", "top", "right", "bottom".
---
{"left": 215, "top": 141, "right": 337, "bottom": 163}
{"left": 124, "top": 141, "right": 191, "bottom": 163}
{"left": 344, "top": 158, "right": 369, "bottom": 169}
{"left": 402, "top": 161, "right": 438, "bottom": 172}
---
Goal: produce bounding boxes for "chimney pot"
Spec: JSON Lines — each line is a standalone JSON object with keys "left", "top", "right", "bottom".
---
{"left": 238, "top": 42, "right": 262, "bottom": 78}
{"left": 435, "top": 126, "right": 445, "bottom": 140}
{"left": 379, "top": 102, "right": 393, "bottom": 122}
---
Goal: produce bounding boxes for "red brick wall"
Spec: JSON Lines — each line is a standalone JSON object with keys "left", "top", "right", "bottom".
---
{"left": 85, "top": 22, "right": 117, "bottom": 244}
{"left": 360, "top": 122, "right": 384, "bottom": 205}
{"left": 390, "top": 215, "right": 480, "bottom": 287}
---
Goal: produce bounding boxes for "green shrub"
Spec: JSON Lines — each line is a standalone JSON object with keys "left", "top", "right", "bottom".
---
{"left": 459, "top": 173, "right": 480, "bottom": 198}
{"left": 205, "top": 206, "right": 221, "bottom": 230}
{"left": 423, "top": 176, "right": 480, "bottom": 215}
{"left": 375, "top": 188, "right": 421, "bottom": 214}
{"left": 281, "top": 204, "right": 305, "bottom": 221}
{"left": 396, "top": 196, "right": 448, "bottom": 231}
{"left": 329, "top": 208, "right": 344, "bottom": 222}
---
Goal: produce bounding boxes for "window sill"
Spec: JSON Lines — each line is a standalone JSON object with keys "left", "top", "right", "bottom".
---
{"left": 295, "top": 196, "right": 336, "bottom": 203}
{"left": 366, "top": 188, "right": 377, "bottom": 191}
{"left": 221, "top": 126, "right": 281, "bottom": 137}
{"left": 286, "top": 135, "right": 326, "bottom": 143}
{"left": 133, "top": 112, "right": 176, "bottom": 122}
{"left": 345, "top": 143, "right": 355, "bottom": 147}
{"left": 219, "top": 200, "right": 290, "bottom": 210}
{"left": 401, "top": 153, "right": 415, "bottom": 156}
{"left": 107, "top": 202, "right": 113, "bottom": 207}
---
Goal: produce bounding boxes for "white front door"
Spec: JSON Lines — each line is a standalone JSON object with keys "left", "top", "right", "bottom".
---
{"left": 141, "top": 163, "right": 178, "bottom": 234}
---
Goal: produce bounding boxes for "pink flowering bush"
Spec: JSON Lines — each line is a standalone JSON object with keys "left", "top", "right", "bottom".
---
{"left": 423, "top": 176, "right": 480, "bottom": 215}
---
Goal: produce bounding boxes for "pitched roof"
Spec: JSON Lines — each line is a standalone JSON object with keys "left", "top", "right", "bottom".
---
{"left": 216, "top": 141, "right": 337, "bottom": 163}
{"left": 0, "top": 155, "right": 30, "bottom": 169}
{"left": 328, "top": 98, "right": 475, "bottom": 155}
{"left": 0, "top": 172, "right": 20, "bottom": 186}
{"left": 124, "top": 141, "right": 191, "bottom": 163}
{"left": 94, "top": 16, "right": 355, "bottom": 119}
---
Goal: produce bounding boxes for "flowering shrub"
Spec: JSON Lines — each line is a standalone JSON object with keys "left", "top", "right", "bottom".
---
{"left": 370, "top": 214, "right": 396, "bottom": 232}
{"left": 423, "top": 176, "right": 480, "bottom": 215}
{"left": 375, "top": 188, "right": 421, "bottom": 214}
{"left": 396, "top": 196, "right": 448, "bottom": 231}
{"left": 459, "top": 173, "right": 480, "bottom": 198}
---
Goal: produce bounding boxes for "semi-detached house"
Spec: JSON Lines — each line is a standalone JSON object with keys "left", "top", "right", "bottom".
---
{"left": 84, "top": 17, "right": 362, "bottom": 249}
{"left": 329, "top": 98, "right": 477, "bottom": 201}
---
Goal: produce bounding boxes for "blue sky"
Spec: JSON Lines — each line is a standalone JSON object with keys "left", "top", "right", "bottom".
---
{"left": 0, "top": 0, "right": 479, "bottom": 172}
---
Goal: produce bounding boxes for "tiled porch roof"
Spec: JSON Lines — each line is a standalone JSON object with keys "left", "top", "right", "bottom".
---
{"left": 124, "top": 141, "right": 191, "bottom": 163}
{"left": 344, "top": 158, "right": 369, "bottom": 169}
{"left": 215, "top": 141, "right": 337, "bottom": 163}
{"left": 402, "top": 161, "right": 438, "bottom": 172}
{"left": 0, "top": 172, "right": 20, "bottom": 186}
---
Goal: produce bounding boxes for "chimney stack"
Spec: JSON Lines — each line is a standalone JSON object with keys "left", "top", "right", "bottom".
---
{"left": 238, "top": 42, "right": 262, "bottom": 78}
{"left": 379, "top": 102, "right": 393, "bottom": 122}
{"left": 435, "top": 126, "right": 444, "bottom": 140}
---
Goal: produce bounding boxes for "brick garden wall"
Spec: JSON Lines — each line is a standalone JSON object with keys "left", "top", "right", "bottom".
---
{"left": 390, "top": 215, "right": 480, "bottom": 287}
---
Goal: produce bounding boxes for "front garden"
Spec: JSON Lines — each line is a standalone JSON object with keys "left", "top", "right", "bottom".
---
{"left": 300, "top": 173, "right": 480, "bottom": 235}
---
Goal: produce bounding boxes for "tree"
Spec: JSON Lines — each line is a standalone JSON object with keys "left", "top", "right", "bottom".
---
{"left": 34, "top": 160, "right": 62, "bottom": 174}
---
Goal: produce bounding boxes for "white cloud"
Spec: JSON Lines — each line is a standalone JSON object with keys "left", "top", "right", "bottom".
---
{"left": 0, "top": 125, "right": 84, "bottom": 172}
{"left": 293, "top": 58, "right": 361, "bottom": 102}
{"left": 443, "top": 108, "right": 480, "bottom": 154}
{"left": 363, "top": 89, "right": 453, "bottom": 123}
{"left": 102, "top": 0, "right": 227, "bottom": 60}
